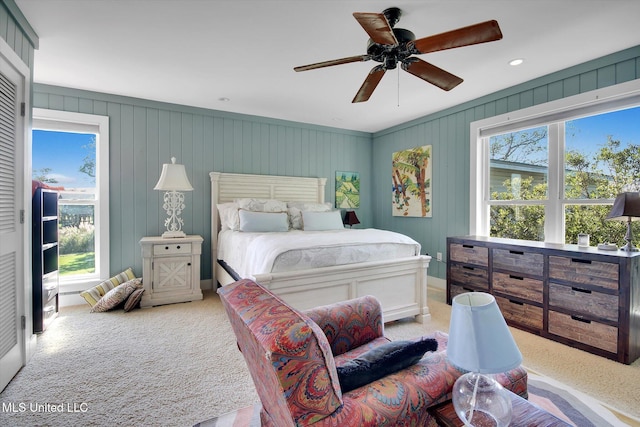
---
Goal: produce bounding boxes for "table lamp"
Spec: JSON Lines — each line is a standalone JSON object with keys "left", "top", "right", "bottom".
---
{"left": 605, "top": 192, "right": 640, "bottom": 251}
{"left": 343, "top": 210, "right": 360, "bottom": 228}
{"left": 154, "top": 157, "right": 193, "bottom": 238}
{"left": 447, "top": 292, "right": 523, "bottom": 427}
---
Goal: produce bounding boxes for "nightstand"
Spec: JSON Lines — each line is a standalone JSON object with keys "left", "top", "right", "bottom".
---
{"left": 139, "top": 235, "right": 203, "bottom": 307}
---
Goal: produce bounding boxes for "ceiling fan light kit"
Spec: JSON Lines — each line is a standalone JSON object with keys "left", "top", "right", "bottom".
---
{"left": 294, "top": 7, "right": 503, "bottom": 103}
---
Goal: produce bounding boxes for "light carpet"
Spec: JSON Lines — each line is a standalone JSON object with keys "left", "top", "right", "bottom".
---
{"left": 1, "top": 287, "right": 639, "bottom": 426}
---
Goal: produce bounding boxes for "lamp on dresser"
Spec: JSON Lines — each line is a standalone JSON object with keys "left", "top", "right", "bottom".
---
{"left": 447, "top": 292, "right": 523, "bottom": 427}
{"left": 606, "top": 192, "right": 640, "bottom": 251}
{"left": 154, "top": 157, "right": 193, "bottom": 238}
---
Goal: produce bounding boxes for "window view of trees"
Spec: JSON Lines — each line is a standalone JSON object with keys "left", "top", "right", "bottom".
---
{"left": 32, "top": 130, "right": 97, "bottom": 276}
{"left": 488, "top": 106, "right": 640, "bottom": 246}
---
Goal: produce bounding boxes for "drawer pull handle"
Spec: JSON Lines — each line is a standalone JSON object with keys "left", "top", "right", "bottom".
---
{"left": 187, "top": 263, "right": 191, "bottom": 266}
{"left": 165, "top": 246, "right": 169, "bottom": 250}
{"left": 571, "top": 258, "right": 592, "bottom": 264}
{"left": 177, "top": 246, "right": 181, "bottom": 249}
{"left": 509, "top": 250, "right": 524, "bottom": 255}
{"left": 462, "top": 244, "right": 474, "bottom": 248}
{"left": 572, "top": 287, "right": 592, "bottom": 294}
{"left": 571, "top": 315, "right": 591, "bottom": 324}
{"left": 509, "top": 299, "right": 524, "bottom": 306}
{"left": 463, "top": 266, "right": 475, "bottom": 271}
{"left": 509, "top": 275, "right": 524, "bottom": 280}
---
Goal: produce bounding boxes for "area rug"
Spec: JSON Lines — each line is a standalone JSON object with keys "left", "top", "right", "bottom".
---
{"left": 195, "top": 372, "right": 637, "bottom": 427}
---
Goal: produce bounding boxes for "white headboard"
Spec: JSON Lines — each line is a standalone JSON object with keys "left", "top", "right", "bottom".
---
{"left": 209, "top": 172, "right": 327, "bottom": 283}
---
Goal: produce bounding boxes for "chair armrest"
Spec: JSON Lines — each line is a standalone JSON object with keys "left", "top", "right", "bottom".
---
{"left": 304, "top": 295, "right": 384, "bottom": 356}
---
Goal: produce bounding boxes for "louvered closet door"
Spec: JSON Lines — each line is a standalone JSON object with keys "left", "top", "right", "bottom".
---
{"left": 0, "top": 55, "right": 24, "bottom": 392}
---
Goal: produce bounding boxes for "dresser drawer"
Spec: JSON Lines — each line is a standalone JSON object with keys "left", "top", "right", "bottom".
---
{"left": 449, "top": 264, "right": 489, "bottom": 290}
{"left": 548, "top": 282, "right": 618, "bottom": 323}
{"left": 450, "top": 283, "right": 483, "bottom": 300}
{"left": 493, "top": 272, "right": 543, "bottom": 304}
{"left": 493, "top": 248, "right": 543, "bottom": 276}
{"left": 548, "top": 310, "right": 617, "bottom": 354}
{"left": 154, "top": 243, "right": 192, "bottom": 255}
{"left": 449, "top": 243, "right": 488, "bottom": 267}
{"left": 549, "top": 256, "right": 618, "bottom": 290}
{"left": 496, "top": 296, "right": 543, "bottom": 330}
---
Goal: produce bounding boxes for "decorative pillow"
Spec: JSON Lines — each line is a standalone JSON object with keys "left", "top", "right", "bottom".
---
{"left": 124, "top": 288, "right": 145, "bottom": 312}
{"left": 90, "top": 278, "right": 143, "bottom": 313}
{"left": 287, "top": 201, "right": 332, "bottom": 229}
{"left": 239, "top": 210, "right": 289, "bottom": 232}
{"left": 80, "top": 267, "right": 137, "bottom": 307}
{"left": 302, "top": 210, "right": 344, "bottom": 231}
{"left": 336, "top": 338, "right": 438, "bottom": 393}
{"left": 235, "top": 198, "right": 287, "bottom": 213}
{"left": 217, "top": 202, "right": 240, "bottom": 230}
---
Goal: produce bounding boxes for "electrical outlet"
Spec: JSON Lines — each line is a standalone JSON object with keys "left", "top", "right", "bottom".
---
{"left": 436, "top": 252, "right": 442, "bottom": 262}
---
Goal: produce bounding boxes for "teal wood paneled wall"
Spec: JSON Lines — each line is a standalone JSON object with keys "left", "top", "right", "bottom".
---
{"left": 0, "top": 0, "right": 36, "bottom": 68}
{"left": 32, "top": 84, "right": 372, "bottom": 281}
{"left": 372, "top": 46, "right": 640, "bottom": 280}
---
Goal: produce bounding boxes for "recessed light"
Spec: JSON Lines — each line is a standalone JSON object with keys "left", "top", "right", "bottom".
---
{"left": 509, "top": 58, "right": 524, "bottom": 66}
{"left": 218, "top": 97, "right": 230, "bottom": 102}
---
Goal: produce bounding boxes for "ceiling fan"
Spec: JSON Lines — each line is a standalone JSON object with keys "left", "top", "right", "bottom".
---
{"left": 293, "top": 7, "right": 503, "bottom": 103}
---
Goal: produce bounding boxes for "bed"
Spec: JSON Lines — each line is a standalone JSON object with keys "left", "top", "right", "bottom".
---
{"left": 210, "top": 172, "right": 432, "bottom": 323}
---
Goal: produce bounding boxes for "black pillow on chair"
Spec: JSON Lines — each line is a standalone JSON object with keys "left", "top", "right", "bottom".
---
{"left": 336, "top": 337, "right": 438, "bottom": 393}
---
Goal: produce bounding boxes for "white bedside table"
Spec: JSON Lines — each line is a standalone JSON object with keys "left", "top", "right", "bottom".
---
{"left": 139, "top": 235, "right": 203, "bottom": 307}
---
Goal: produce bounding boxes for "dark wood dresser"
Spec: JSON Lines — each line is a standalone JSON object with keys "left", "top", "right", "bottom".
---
{"left": 447, "top": 236, "right": 640, "bottom": 364}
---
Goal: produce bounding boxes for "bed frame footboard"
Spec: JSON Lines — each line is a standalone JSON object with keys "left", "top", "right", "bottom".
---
{"left": 252, "top": 255, "right": 432, "bottom": 323}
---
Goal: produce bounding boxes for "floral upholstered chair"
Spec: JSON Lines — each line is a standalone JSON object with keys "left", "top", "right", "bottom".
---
{"left": 217, "top": 279, "right": 528, "bottom": 426}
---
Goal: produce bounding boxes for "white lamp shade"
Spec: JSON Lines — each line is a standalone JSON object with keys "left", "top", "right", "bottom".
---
{"left": 447, "top": 292, "right": 522, "bottom": 374}
{"left": 154, "top": 157, "right": 193, "bottom": 191}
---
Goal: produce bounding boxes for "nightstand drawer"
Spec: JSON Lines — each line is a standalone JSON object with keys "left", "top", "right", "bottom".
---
{"left": 154, "top": 243, "right": 192, "bottom": 255}
{"left": 496, "top": 296, "right": 543, "bottom": 330}
{"left": 548, "top": 310, "right": 617, "bottom": 353}
{"left": 549, "top": 282, "right": 618, "bottom": 322}
{"left": 450, "top": 264, "right": 488, "bottom": 290}
{"left": 549, "top": 256, "right": 618, "bottom": 290}
{"left": 449, "top": 243, "right": 488, "bottom": 266}
{"left": 493, "top": 248, "right": 543, "bottom": 276}
{"left": 493, "top": 272, "right": 543, "bottom": 303}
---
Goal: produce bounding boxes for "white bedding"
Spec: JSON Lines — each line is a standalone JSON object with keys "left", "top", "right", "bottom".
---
{"left": 218, "top": 228, "right": 421, "bottom": 279}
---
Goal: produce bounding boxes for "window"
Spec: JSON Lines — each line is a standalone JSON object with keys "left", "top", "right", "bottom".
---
{"left": 471, "top": 80, "right": 640, "bottom": 245}
{"left": 32, "top": 109, "right": 109, "bottom": 291}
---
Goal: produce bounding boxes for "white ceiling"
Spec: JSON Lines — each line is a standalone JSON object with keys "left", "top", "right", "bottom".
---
{"left": 15, "top": 0, "right": 640, "bottom": 133}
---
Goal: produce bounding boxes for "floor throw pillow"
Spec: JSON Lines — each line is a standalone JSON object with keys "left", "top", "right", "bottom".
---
{"left": 80, "top": 267, "right": 137, "bottom": 307}
{"left": 124, "top": 288, "right": 145, "bottom": 312}
{"left": 90, "top": 278, "right": 142, "bottom": 313}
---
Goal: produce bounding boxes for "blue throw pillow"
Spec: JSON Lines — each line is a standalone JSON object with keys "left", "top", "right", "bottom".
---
{"left": 336, "top": 337, "right": 438, "bottom": 392}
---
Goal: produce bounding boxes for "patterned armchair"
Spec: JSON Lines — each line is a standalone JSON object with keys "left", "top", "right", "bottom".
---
{"left": 217, "top": 279, "right": 528, "bottom": 426}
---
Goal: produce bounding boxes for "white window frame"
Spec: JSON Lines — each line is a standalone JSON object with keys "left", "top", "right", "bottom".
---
{"left": 32, "top": 108, "right": 109, "bottom": 292}
{"left": 470, "top": 79, "right": 640, "bottom": 243}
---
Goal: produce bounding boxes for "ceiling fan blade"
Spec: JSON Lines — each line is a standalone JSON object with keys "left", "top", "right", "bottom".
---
{"left": 410, "top": 20, "right": 503, "bottom": 54}
{"left": 352, "top": 66, "right": 386, "bottom": 103}
{"left": 353, "top": 12, "right": 398, "bottom": 46}
{"left": 402, "top": 58, "right": 463, "bottom": 91}
{"left": 294, "top": 55, "right": 371, "bottom": 72}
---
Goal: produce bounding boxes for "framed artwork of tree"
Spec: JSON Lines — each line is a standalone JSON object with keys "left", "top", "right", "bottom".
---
{"left": 392, "top": 145, "right": 432, "bottom": 217}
